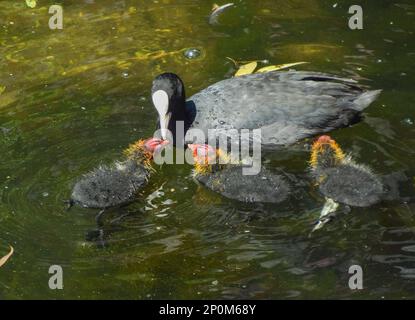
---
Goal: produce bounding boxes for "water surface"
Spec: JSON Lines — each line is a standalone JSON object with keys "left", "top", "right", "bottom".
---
{"left": 0, "top": 0, "right": 415, "bottom": 299}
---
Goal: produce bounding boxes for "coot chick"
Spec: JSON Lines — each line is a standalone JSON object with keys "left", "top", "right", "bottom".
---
{"left": 188, "top": 144, "right": 290, "bottom": 203}
{"left": 309, "top": 135, "right": 384, "bottom": 231}
{"left": 70, "top": 138, "right": 168, "bottom": 211}
{"left": 151, "top": 71, "right": 381, "bottom": 148}
{"left": 310, "top": 135, "right": 384, "bottom": 207}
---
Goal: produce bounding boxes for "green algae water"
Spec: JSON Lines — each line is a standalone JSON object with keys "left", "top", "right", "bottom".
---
{"left": 0, "top": 0, "right": 415, "bottom": 299}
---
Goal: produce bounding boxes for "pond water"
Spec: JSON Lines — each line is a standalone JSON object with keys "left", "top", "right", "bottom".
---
{"left": 0, "top": 0, "right": 414, "bottom": 299}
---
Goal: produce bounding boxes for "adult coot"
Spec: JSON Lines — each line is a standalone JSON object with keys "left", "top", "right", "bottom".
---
{"left": 69, "top": 138, "right": 168, "bottom": 215}
{"left": 188, "top": 143, "right": 290, "bottom": 203}
{"left": 151, "top": 71, "right": 381, "bottom": 148}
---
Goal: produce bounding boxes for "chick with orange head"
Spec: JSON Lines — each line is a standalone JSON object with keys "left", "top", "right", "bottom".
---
{"left": 188, "top": 143, "right": 290, "bottom": 203}
{"left": 70, "top": 138, "right": 169, "bottom": 211}
{"left": 309, "top": 135, "right": 385, "bottom": 232}
{"left": 310, "top": 135, "right": 384, "bottom": 208}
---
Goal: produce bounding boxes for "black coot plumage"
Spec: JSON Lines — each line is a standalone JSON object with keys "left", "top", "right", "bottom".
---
{"left": 309, "top": 135, "right": 415, "bottom": 232}
{"left": 151, "top": 71, "right": 381, "bottom": 148}
{"left": 70, "top": 138, "right": 168, "bottom": 211}
{"left": 188, "top": 144, "right": 290, "bottom": 203}
{"left": 309, "top": 135, "right": 385, "bottom": 232}
{"left": 309, "top": 135, "right": 384, "bottom": 207}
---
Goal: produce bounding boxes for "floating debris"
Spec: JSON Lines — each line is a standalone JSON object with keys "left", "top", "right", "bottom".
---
{"left": 228, "top": 57, "right": 309, "bottom": 76}
{"left": 234, "top": 62, "right": 257, "bottom": 77}
{"left": 209, "top": 3, "right": 235, "bottom": 25}
{"left": 183, "top": 48, "right": 201, "bottom": 60}
{"left": 0, "top": 246, "right": 14, "bottom": 268}
{"left": 256, "top": 62, "right": 309, "bottom": 73}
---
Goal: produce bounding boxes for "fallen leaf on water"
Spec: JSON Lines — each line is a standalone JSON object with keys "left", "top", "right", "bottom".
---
{"left": 226, "top": 57, "right": 263, "bottom": 67}
{"left": 0, "top": 86, "right": 5, "bottom": 95}
{"left": 235, "top": 62, "right": 257, "bottom": 77}
{"left": 0, "top": 246, "right": 14, "bottom": 268}
{"left": 25, "top": 0, "right": 37, "bottom": 8}
{"left": 256, "top": 62, "right": 309, "bottom": 73}
{"left": 209, "top": 3, "right": 235, "bottom": 25}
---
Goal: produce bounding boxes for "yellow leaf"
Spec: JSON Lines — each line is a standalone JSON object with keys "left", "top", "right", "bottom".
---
{"left": 235, "top": 62, "right": 257, "bottom": 77}
{"left": 256, "top": 62, "right": 309, "bottom": 73}
{"left": 209, "top": 3, "right": 235, "bottom": 25}
{"left": 25, "top": 0, "right": 37, "bottom": 8}
{"left": 0, "top": 246, "right": 14, "bottom": 268}
{"left": 0, "top": 86, "right": 5, "bottom": 95}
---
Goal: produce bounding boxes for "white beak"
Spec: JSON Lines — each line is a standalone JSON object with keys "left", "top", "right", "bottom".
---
{"left": 152, "top": 90, "right": 171, "bottom": 140}
{"left": 159, "top": 112, "right": 171, "bottom": 140}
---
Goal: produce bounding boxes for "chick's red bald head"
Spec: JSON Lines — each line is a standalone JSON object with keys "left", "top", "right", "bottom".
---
{"left": 188, "top": 144, "right": 217, "bottom": 164}
{"left": 144, "top": 138, "right": 169, "bottom": 154}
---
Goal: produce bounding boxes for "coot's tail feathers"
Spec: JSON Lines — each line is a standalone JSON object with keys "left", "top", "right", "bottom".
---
{"left": 353, "top": 89, "right": 382, "bottom": 111}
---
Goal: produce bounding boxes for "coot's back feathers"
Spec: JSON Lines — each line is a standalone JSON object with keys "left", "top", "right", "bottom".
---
{"left": 185, "top": 71, "right": 381, "bottom": 147}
